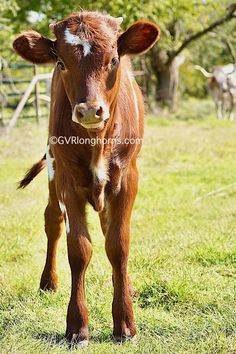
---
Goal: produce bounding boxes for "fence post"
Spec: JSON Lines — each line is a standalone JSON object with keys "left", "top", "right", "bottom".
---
{"left": 34, "top": 64, "right": 41, "bottom": 123}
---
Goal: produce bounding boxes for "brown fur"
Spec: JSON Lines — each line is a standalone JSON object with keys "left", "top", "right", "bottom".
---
{"left": 13, "top": 11, "right": 160, "bottom": 344}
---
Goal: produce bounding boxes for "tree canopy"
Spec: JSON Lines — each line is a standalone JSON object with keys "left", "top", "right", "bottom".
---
{"left": 1, "top": 0, "right": 236, "bottom": 104}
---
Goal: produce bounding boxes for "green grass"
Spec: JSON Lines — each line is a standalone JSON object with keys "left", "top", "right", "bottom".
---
{"left": 1, "top": 101, "right": 236, "bottom": 353}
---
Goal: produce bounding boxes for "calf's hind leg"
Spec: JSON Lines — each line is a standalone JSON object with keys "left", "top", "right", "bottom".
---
{"left": 40, "top": 181, "right": 63, "bottom": 291}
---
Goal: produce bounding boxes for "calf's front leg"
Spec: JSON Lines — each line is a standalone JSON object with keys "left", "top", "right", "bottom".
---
{"left": 58, "top": 190, "right": 92, "bottom": 345}
{"left": 105, "top": 165, "right": 138, "bottom": 341}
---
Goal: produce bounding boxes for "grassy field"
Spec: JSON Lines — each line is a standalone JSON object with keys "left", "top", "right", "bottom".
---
{"left": 1, "top": 101, "right": 236, "bottom": 353}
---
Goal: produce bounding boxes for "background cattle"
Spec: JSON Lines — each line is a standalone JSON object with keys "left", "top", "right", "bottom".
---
{"left": 195, "top": 64, "right": 236, "bottom": 120}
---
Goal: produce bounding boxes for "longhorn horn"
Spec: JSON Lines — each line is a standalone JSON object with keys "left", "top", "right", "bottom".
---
{"left": 194, "top": 65, "right": 213, "bottom": 78}
{"left": 116, "top": 17, "right": 123, "bottom": 25}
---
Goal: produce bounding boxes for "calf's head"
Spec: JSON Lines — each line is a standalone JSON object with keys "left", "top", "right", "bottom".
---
{"left": 13, "top": 12, "right": 160, "bottom": 130}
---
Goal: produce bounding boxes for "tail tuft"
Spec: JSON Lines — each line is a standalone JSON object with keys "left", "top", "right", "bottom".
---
{"left": 18, "top": 154, "right": 46, "bottom": 189}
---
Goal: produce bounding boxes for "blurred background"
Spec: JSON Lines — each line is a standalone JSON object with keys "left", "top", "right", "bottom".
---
{"left": 1, "top": 0, "right": 236, "bottom": 124}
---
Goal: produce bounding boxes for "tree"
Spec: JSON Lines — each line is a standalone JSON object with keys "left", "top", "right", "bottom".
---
{"left": 2, "top": 0, "right": 236, "bottom": 108}
{"left": 146, "top": 1, "right": 236, "bottom": 108}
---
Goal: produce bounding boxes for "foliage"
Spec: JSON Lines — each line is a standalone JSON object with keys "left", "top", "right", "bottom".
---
{"left": 1, "top": 1, "right": 236, "bottom": 104}
{"left": 1, "top": 103, "right": 236, "bottom": 352}
{"left": 2, "top": 0, "right": 235, "bottom": 47}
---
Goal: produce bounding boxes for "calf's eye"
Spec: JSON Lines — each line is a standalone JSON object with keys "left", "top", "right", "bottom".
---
{"left": 111, "top": 57, "right": 119, "bottom": 67}
{"left": 57, "top": 61, "right": 65, "bottom": 71}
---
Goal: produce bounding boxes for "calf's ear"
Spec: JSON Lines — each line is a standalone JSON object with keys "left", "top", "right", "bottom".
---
{"left": 118, "top": 21, "right": 160, "bottom": 56}
{"left": 13, "top": 31, "right": 56, "bottom": 64}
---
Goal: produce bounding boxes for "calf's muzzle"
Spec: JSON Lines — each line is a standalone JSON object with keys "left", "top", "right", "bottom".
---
{"left": 72, "top": 102, "right": 109, "bottom": 129}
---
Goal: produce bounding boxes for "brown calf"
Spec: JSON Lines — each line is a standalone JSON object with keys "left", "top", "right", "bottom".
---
{"left": 13, "top": 11, "right": 160, "bottom": 345}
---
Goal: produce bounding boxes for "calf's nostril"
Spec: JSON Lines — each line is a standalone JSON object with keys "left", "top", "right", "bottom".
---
{"left": 96, "top": 107, "right": 103, "bottom": 117}
{"left": 75, "top": 106, "right": 84, "bottom": 118}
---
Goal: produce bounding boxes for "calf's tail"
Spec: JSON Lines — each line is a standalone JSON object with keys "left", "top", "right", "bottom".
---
{"left": 18, "top": 154, "right": 46, "bottom": 189}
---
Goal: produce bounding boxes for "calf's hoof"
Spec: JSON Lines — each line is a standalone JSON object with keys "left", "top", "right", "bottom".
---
{"left": 66, "top": 326, "right": 89, "bottom": 347}
{"left": 113, "top": 334, "right": 137, "bottom": 343}
{"left": 40, "top": 271, "right": 58, "bottom": 292}
{"left": 67, "top": 334, "right": 89, "bottom": 347}
{"left": 113, "top": 323, "right": 137, "bottom": 343}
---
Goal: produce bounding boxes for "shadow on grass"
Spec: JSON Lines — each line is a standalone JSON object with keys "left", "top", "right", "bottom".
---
{"left": 34, "top": 329, "right": 113, "bottom": 348}
{"left": 34, "top": 332, "right": 67, "bottom": 347}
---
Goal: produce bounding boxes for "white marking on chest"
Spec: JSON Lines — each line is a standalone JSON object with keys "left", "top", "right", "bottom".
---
{"left": 59, "top": 200, "right": 70, "bottom": 234}
{"left": 64, "top": 28, "right": 91, "bottom": 56}
{"left": 98, "top": 187, "right": 105, "bottom": 211}
{"left": 91, "top": 158, "right": 108, "bottom": 183}
{"left": 46, "top": 145, "right": 55, "bottom": 181}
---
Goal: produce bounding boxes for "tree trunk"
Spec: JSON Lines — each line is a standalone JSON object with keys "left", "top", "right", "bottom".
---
{"left": 156, "top": 66, "right": 176, "bottom": 108}
{"left": 150, "top": 49, "right": 185, "bottom": 109}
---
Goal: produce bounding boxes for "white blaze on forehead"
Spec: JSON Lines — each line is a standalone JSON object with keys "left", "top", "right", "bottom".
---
{"left": 59, "top": 200, "right": 70, "bottom": 234}
{"left": 64, "top": 27, "right": 91, "bottom": 56}
{"left": 46, "top": 145, "right": 55, "bottom": 181}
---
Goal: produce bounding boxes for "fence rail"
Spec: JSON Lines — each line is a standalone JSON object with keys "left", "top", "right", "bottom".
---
{"left": 0, "top": 61, "right": 52, "bottom": 129}
{"left": 1, "top": 59, "right": 147, "bottom": 132}
{"left": 7, "top": 72, "right": 52, "bottom": 131}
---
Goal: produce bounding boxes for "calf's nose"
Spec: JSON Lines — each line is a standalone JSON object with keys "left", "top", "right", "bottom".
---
{"left": 76, "top": 103, "right": 103, "bottom": 119}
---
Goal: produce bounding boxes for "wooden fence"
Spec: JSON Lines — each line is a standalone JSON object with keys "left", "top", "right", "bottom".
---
{"left": 0, "top": 60, "right": 52, "bottom": 130}
{"left": 0, "top": 58, "right": 147, "bottom": 132}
